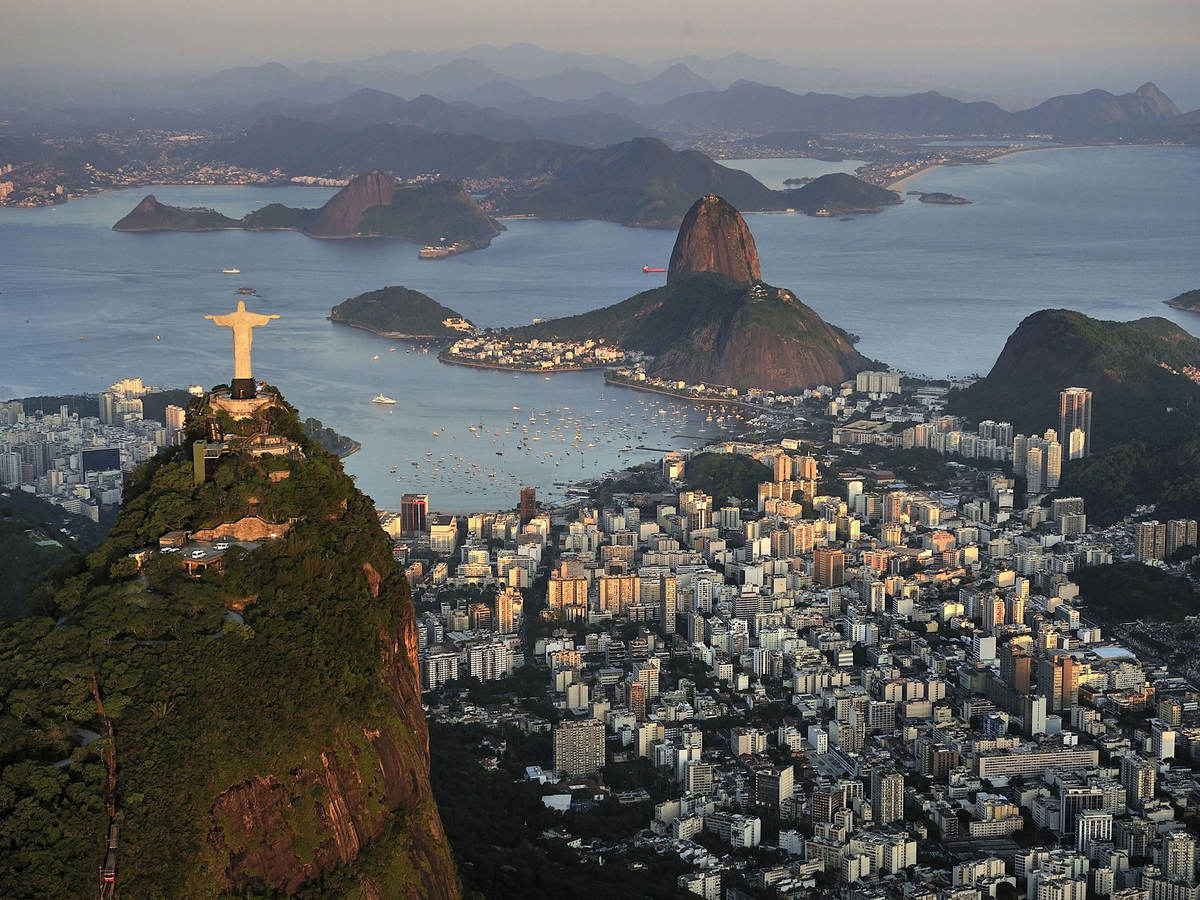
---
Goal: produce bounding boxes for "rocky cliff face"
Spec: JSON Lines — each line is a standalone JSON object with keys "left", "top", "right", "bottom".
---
{"left": 308, "top": 170, "right": 398, "bottom": 236}
{"left": 667, "top": 194, "right": 761, "bottom": 284}
{"left": 208, "top": 598, "right": 457, "bottom": 899}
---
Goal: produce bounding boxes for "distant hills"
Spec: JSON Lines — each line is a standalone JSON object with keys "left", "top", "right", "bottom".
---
{"left": 644, "top": 80, "right": 1184, "bottom": 138}
{"left": 330, "top": 286, "right": 475, "bottom": 339}
{"left": 114, "top": 172, "right": 501, "bottom": 251}
{"left": 509, "top": 195, "right": 870, "bottom": 391}
{"left": 209, "top": 129, "right": 897, "bottom": 228}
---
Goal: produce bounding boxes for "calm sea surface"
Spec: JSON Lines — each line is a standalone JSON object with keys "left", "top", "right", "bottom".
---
{"left": 0, "top": 146, "right": 1197, "bottom": 510}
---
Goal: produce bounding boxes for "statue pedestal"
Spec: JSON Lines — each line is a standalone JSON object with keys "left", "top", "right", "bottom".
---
{"left": 230, "top": 378, "right": 257, "bottom": 400}
{"left": 210, "top": 391, "right": 274, "bottom": 421}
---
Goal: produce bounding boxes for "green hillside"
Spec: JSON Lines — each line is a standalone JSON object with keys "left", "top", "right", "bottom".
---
{"left": 0, "top": 390, "right": 457, "bottom": 899}
{"left": 949, "top": 309, "right": 1200, "bottom": 524}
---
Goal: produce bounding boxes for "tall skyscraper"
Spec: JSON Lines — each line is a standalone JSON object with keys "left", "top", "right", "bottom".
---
{"left": 1045, "top": 441, "right": 1062, "bottom": 489}
{"left": 1026, "top": 446, "right": 1044, "bottom": 494}
{"left": 1060, "top": 388, "right": 1093, "bottom": 457}
{"left": 519, "top": 485, "right": 537, "bottom": 525}
{"left": 400, "top": 493, "right": 429, "bottom": 534}
{"left": 1166, "top": 519, "right": 1199, "bottom": 556}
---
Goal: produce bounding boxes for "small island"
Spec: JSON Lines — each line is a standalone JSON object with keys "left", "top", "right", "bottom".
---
{"left": 909, "top": 191, "right": 972, "bottom": 205}
{"left": 329, "top": 285, "right": 478, "bottom": 340}
{"left": 1165, "top": 289, "right": 1200, "bottom": 313}
{"left": 114, "top": 171, "right": 502, "bottom": 257}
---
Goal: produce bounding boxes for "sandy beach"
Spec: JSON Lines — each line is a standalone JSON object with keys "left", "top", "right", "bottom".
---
{"left": 886, "top": 144, "right": 1094, "bottom": 191}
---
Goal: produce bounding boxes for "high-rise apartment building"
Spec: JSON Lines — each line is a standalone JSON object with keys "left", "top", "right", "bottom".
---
{"left": 871, "top": 769, "right": 904, "bottom": 824}
{"left": 400, "top": 493, "right": 429, "bottom": 534}
{"left": 1120, "top": 754, "right": 1156, "bottom": 808}
{"left": 1166, "top": 519, "right": 1199, "bottom": 556}
{"left": 554, "top": 719, "right": 605, "bottom": 778}
{"left": 813, "top": 548, "right": 845, "bottom": 587}
{"left": 1060, "top": 388, "right": 1092, "bottom": 457}
{"left": 1135, "top": 521, "right": 1167, "bottom": 562}
{"left": 519, "top": 485, "right": 537, "bottom": 525}
{"left": 495, "top": 586, "right": 519, "bottom": 634}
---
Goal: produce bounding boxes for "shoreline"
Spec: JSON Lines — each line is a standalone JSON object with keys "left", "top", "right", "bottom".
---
{"left": 603, "top": 372, "right": 761, "bottom": 412}
{"left": 329, "top": 318, "right": 461, "bottom": 343}
{"left": 436, "top": 353, "right": 612, "bottom": 375}
{"left": 886, "top": 142, "right": 1111, "bottom": 191}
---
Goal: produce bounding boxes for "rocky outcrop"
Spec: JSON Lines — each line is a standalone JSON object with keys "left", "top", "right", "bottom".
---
{"left": 114, "top": 173, "right": 501, "bottom": 253}
{"left": 509, "top": 198, "right": 869, "bottom": 391}
{"left": 308, "top": 169, "right": 398, "bottom": 236}
{"left": 667, "top": 194, "right": 760, "bottom": 284}
{"left": 113, "top": 194, "right": 240, "bottom": 231}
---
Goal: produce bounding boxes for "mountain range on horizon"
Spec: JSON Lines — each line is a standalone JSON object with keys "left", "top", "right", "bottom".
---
{"left": 2, "top": 41, "right": 1196, "bottom": 145}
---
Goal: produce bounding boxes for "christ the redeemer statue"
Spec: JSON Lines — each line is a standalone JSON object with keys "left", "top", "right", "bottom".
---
{"left": 205, "top": 300, "right": 279, "bottom": 398}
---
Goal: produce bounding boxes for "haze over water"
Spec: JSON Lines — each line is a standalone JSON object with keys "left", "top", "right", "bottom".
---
{"left": 1, "top": 145, "right": 1197, "bottom": 510}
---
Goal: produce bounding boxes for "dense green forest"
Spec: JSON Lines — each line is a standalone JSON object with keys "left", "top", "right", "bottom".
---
{"left": 0, "top": 490, "right": 107, "bottom": 619}
{"left": 683, "top": 452, "right": 773, "bottom": 505}
{"left": 1071, "top": 563, "right": 1200, "bottom": 624}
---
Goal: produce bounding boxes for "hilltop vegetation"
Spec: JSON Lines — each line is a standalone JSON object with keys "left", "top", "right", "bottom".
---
{"left": 682, "top": 452, "right": 773, "bottom": 505}
{"left": 0, "top": 391, "right": 457, "bottom": 898}
{"left": 0, "top": 491, "right": 107, "bottom": 619}
{"left": 330, "top": 285, "right": 475, "bottom": 339}
{"left": 950, "top": 309, "right": 1200, "bottom": 525}
{"left": 950, "top": 310, "right": 1200, "bottom": 449}
{"left": 1072, "top": 563, "right": 1200, "bottom": 624}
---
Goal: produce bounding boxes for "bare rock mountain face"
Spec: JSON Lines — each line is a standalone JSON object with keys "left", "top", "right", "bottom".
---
{"left": 307, "top": 168, "right": 397, "bottom": 236}
{"left": 510, "top": 195, "right": 870, "bottom": 392}
{"left": 667, "top": 194, "right": 761, "bottom": 284}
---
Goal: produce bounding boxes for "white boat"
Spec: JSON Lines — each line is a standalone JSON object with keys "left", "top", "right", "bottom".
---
{"left": 372, "top": 393, "right": 397, "bottom": 405}
{"left": 221, "top": 267, "right": 240, "bottom": 274}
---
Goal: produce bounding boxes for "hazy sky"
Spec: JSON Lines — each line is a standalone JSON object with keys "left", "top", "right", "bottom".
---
{"left": 7, "top": 0, "right": 1199, "bottom": 96}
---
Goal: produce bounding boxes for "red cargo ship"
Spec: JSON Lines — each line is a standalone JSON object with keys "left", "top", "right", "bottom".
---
{"left": 642, "top": 265, "right": 665, "bottom": 273}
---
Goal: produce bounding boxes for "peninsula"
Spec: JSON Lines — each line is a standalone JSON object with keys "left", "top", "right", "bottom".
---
{"left": 330, "top": 285, "right": 477, "bottom": 340}
{"left": 1165, "top": 289, "right": 1200, "bottom": 313}
{"left": 114, "top": 171, "right": 502, "bottom": 256}
{"left": 507, "top": 194, "right": 871, "bottom": 392}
